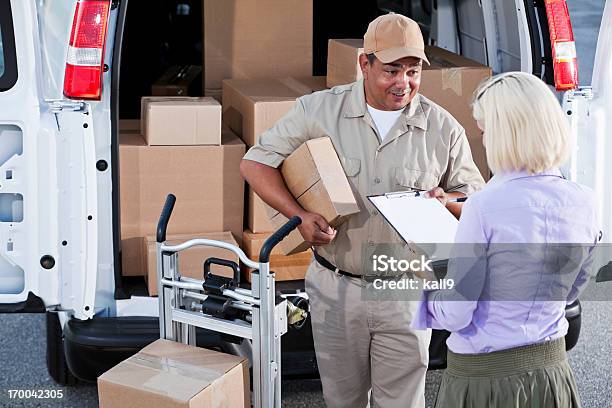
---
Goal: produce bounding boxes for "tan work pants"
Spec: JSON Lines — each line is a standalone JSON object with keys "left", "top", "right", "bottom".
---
{"left": 305, "top": 260, "right": 431, "bottom": 408}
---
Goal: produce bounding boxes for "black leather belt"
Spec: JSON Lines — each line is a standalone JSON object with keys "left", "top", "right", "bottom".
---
{"left": 313, "top": 251, "right": 362, "bottom": 279}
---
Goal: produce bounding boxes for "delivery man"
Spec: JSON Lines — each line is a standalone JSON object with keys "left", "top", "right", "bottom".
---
{"left": 240, "top": 13, "right": 485, "bottom": 408}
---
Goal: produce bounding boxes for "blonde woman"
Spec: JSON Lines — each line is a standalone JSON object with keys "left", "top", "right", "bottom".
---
{"left": 413, "top": 72, "right": 600, "bottom": 408}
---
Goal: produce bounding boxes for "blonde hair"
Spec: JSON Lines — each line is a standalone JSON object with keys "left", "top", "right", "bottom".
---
{"left": 472, "top": 72, "right": 570, "bottom": 174}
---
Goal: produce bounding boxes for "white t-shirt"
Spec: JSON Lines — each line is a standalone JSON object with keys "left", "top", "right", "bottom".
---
{"left": 367, "top": 104, "right": 404, "bottom": 142}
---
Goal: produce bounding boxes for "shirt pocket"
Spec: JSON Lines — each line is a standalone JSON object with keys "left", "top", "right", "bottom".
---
{"left": 340, "top": 157, "right": 361, "bottom": 178}
{"left": 394, "top": 168, "right": 439, "bottom": 191}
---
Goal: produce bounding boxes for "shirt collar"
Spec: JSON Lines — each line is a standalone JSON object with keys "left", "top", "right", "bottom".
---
{"left": 489, "top": 168, "right": 564, "bottom": 186}
{"left": 343, "top": 79, "right": 428, "bottom": 131}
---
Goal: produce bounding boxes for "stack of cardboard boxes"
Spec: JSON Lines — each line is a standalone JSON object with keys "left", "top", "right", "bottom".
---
{"left": 119, "top": 96, "right": 245, "bottom": 295}
{"left": 120, "top": 0, "right": 324, "bottom": 289}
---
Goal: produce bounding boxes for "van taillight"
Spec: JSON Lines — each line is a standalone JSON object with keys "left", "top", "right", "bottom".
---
{"left": 63, "top": 0, "right": 110, "bottom": 100}
{"left": 544, "top": 0, "right": 578, "bottom": 91}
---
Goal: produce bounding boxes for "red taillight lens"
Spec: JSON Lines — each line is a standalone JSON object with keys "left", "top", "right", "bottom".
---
{"left": 63, "top": 0, "right": 110, "bottom": 100}
{"left": 544, "top": 0, "right": 578, "bottom": 91}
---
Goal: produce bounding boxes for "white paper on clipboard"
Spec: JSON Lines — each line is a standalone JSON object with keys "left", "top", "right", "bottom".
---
{"left": 368, "top": 191, "right": 459, "bottom": 259}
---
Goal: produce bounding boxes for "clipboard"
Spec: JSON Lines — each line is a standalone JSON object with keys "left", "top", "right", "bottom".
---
{"left": 368, "top": 190, "right": 458, "bottom": 259}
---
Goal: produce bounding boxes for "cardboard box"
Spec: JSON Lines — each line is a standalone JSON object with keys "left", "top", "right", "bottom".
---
{"left": 326, "top": 39, "right": 364, "bottom": 88}
{"left": 222, "top": 76, "right": 327, "bottom": 147}
{"left": 242, "top": 229, "right": 284, "bottom": 258}
{"left": 144, "top": 232, "right": 239, "bottom": 296}
{"left": 121, "top": 237, "right": 145, "bottom": 277}
{"left": 242, "top": 230, "right": 312, "bottom": 281}
{"left": 243, "top": 253, "right": 312, "bottom": 282}
{"left": 119, "top": 127, "right": 245, "bottom": 242}
{"left": 98, "top": 339, "right": 249, "bottom": 408}
{"left": 119, "top": 119, "right": 140, "bottom": 133}
{"left": 143, "top": 98, "right": 221, "bottom": 146}
{"left": 119, "top": 132, "right": 144, "bottom": 240}
{"left": 151, "top": 65, "right": 202, "bottom": 96}
{"left": 270, "top": 137, "right": 359, "bottom": 255}
{"left": 325, "top": 42, "right": 491, "bottom": 179}
{"left": 140, "top": 96, "right": 201, "bottom": 133}
{"left": 247, "top": 187, "right": 274, "bottom": 233}
{"left": 203, "top": 0, "right": 313, "bottom": 90}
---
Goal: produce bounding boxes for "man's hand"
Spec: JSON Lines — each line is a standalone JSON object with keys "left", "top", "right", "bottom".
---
{"left": 297, "top": 211, "right": 337, "bottom": 246}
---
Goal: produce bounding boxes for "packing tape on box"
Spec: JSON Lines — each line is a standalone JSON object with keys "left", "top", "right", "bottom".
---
{"left": 441, "top": 69, "right": 464, "bottom": 97}
{"left": 130, "top": 354, "right": 224, "bottom": 392}
{"left": 427, "top": 53, "right": 467, "bottom": 97}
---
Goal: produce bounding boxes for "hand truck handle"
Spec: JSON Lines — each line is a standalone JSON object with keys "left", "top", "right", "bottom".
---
{"left": 204, "top": 257, "right": 241, "bottom": 285}
{"left": 260, "top": 216, "right": 302, "bottom": 263}
{"left": 156, "top": 194, "right": 176, "bottom": 243}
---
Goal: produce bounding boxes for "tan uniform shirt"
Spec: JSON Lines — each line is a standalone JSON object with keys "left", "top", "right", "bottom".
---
{"left": 244, "top": 79, "right": 485, "bottom": 275}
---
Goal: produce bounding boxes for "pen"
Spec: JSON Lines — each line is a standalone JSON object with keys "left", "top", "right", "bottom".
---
{"left": 445, "top": 183, "right": 467, "bottom": 193}
{"left": 447, "top": 197, "right": 468, "bottom": 203}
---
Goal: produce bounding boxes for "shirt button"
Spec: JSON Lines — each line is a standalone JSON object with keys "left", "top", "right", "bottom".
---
{"left": 374, "top": 178, "right": 381, "bottom": 184}
{"left": 368, "top": 241, "right": 375, "bottom": 246}
{"left": 372, "top": 210, "right": 378, "bottom": 216}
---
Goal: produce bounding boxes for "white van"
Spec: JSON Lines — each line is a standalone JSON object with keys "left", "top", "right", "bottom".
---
{"left": 0, "top": 0, "right": 607, "bottom": 385}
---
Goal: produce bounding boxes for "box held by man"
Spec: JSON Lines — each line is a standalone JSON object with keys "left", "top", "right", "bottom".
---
{"left": 268, "top": 137, "right": 359, "bottom": 255}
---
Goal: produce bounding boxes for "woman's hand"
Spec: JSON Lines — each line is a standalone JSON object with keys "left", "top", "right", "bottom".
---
{"left": 425, "top": 187, "right": 465, "bottom": 218}
{"left": 424, "top": 187, "right": 449, "bottom": 205}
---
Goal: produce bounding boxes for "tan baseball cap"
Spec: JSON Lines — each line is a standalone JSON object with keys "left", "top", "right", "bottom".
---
{"left": 364, "top": 13, "right": 429, "bottom": 65}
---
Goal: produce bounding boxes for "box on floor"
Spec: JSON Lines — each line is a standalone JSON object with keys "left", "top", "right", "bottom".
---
{"left": 98, "top": 339, "right": 249, "bottom": 408}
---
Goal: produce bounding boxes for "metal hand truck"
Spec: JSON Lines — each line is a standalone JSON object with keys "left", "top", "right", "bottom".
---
{"left": 155, "top": 194, "right": 302, "bottom": 408}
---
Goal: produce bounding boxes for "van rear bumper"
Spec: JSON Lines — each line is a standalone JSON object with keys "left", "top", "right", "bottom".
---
{"left": 63, "top": 301, "right": 582, "bottom": 381}
{"left": 63, "top": 315, "right": 318, "bottom": 382}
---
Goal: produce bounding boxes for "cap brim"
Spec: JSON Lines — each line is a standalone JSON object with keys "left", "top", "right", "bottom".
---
{"left": 374, "top": 47, "right": 430, "bottom": 65}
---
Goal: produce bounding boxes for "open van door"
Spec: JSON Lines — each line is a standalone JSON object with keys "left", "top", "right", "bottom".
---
{"left": 0, "top": 0, "right": 118, "bottom": 319}
{"left": 563, "top": 0, "right": 612, "bottom": 281}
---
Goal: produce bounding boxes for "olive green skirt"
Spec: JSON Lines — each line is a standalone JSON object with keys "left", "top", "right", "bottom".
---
{"left": 434, "top": 338, "right": 581, "bottom": 408}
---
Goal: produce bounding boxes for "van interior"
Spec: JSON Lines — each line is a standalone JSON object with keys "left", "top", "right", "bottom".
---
{"left": 117, "top": 0, "right": 553, "bottom": 119}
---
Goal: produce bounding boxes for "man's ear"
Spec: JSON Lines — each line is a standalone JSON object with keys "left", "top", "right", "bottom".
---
{"left": 358, "top": 53, "right": 370, "bottom": 78}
